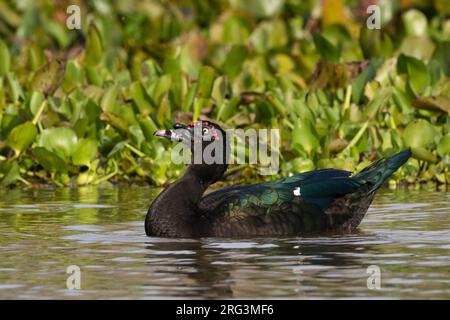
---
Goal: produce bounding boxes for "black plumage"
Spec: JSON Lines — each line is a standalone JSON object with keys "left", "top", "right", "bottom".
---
{"left": 145, "top": 120, "right": 411, "bottom": 238}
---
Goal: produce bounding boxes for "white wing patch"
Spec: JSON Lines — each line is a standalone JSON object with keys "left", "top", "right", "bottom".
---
{"left": 293, "top": 187, "right": 301, "bottom": 196}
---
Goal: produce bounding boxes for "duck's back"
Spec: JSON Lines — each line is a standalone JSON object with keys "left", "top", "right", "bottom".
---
{"left": 198, "top": 149, "right": 411, "bottom": 237}
{"left": 198, "top": 169, "right": 359, "bottom": 236}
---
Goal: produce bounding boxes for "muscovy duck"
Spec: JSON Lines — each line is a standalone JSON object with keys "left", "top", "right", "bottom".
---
{"left": 145, "top": 120, "right": 411, "bottom": 238}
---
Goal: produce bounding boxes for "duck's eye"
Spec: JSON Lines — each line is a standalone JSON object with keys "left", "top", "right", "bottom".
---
{"left": 202, "top": 128, "right": 209, "bottom": 135}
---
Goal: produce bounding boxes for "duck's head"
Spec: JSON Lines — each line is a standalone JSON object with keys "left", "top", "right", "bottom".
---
{"left": 154, "top": 120, "right": 228, "bottom": 184}
{"left": 154, "top": 120, "right": 225, "bottom": 144}
{"left": 153, "top": 120, "right": 228, "bottom": 165}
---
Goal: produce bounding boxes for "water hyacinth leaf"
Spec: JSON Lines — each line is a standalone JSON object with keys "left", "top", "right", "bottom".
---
{"left": 129, "top": 125, "right": 145, "bottom": 148}
{"left": 34, "top": 147, "right": 68, "bottom": 173}
{"left": 351, "top": 59, "right": 380, "bottom": 104}
{"left": 62, "top": 60, "right": 84, "bottom": 92}
{"left": 138, "top": 115, "right": 158, "bottom": 140}
{"left": 129, "top": 81, "right": 155, "bottom": 116}
{"left": 182, "top": 83, "right": 198, "bottom": 112}
{"left": 402, "top": 9, "right": 428, "bottom": 37}
{"left": 432, "top": 41, "right": 450, "bottom": 77}
{"left": 118, "top": 103, "right": 139, "bottom": 126}
{"left": 100, "top": 112, "right": 129, "bottom": 134}
{"left": 217, "top": 96, "right": 240, "bottom": 121}
{"left": 6, "top": 73, "right": 23, "bottom": 103}
{"left": 363, "top": 87, "right": 391, "bottom": 119}
{"left": 230, "top": 0, "right": 284, "bottom": 18}
{"left": 29, "top": 91, "right": 45, "bottom": 115}
{"left": 28, "top": 44, "right": 46, "bottom": 71}
{"left": 101, "top": 85, "right": 119, "bottom": 112}
{"left": 163, "top": 57, "right": 182, "bottom": 106}
{"left": 153, "top": 74, "right": 172, "bottom": 105}
{"left": 359, "top": 28, "right": 393, "bottom": 59}
{"left": 197, "top": 66, "right": 216, "bottom": 99}
{"left": 85, "top": 23, "right": 104, "bottom": 66}
{"left": 7, "top": 121, "right": 37, "bottom": 155}
{"left": 31, "top": 59, "right": 65, "bottom": 96}
{"left": 222, "top": 45, "right": 247, "bottom": 80}
{"left": 406, "top": 57, "right": 429, "bottom": 96}
{"left": 72, "top": 138, "right": 98, "bottom": 167}
{"left": 1, "top": 114, "right": 21, "bottom": 137}
{"left": 85, "top": 66, "right": 103, "bottom": 86}
{"left": 293, "top": 119, "right": 319, "bottom": 155}
{"left": 412, "top": 96, "right": 450, "bottom": 115}
{"left": 0, "top": 39, "right": 10, "bottom": 76}
{"left": 313, "top": 33, "right": 339, "bottom": 63}
{"left": 0, "top": 163, "right": 20, "bottom": 187}
{"left": 411, "top": 147, "right": 437, "bottom": 163}
{"left": 403, "top": 119, "right": 435, "bottom": 149}
{"left": 392, "top": 87, "right": 412, "bottom": 114}
{"left": 38, "top": 127, "right": 78, "bottom": 159}
{"left": 437, "top": 135, "right": 450, "bottom": 156}
{"left": 107, "top": 141, "right": 128, "bottom": 158}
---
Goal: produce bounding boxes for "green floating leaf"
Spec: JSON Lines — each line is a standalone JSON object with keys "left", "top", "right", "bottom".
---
{"left": 182, "top": 83, "right": 198, "bottom": 112}
{"left": 363, "top": 87, "right": 391, "bottom": 119}
{"left": 34, "top": 147, "right": 68, "bottom": 173}
{"left": 222, "top": 45, "right": 247, "bottom": 80}
{"left": 402, "top": 9, "right": 427, "bottom": 37}
{"left": 62, "top": 60, "right": 84, "bottom": 92}
{"left": 351, "top": 59, "right": 381, "bottom": 104}
{"left": 101, "top": 85, "right": 119, "bottom": 112}
{"left": 231, "top": 0, "right": 284, "bottom": 18}
{"left": 6, "top": 72, "right": 23, "bottom": 103}
{"left": 138, "top": 115, "right": 158, "bottom": 140}
{"left": 85, "top": 23, "right": 104, "bottom": 66}
{"left": 411, "top": 147, "right": 436, "bottom": 163}
{"left": 403, "top": 119, "right": 435, "bottom": 149}
{"left": 38, "top": 127, "right": 78, "bottom": 159}
{"left": 398, "top": 54, "right": 430, "bottom": 96}
{"left": 313, "top": 33, "right": 339, "bottom": 63}
{"left": 197, "top": 66, "right": 216, "bottom": 99}
{"left": 129, "top": 125, "right": 145, "bottom": 148}
{"left": 29, "top": 91, "right": 45, "bottom": 116}
{"left": 0, "top": 39, "right": 11, "bottom": 76}
{"left": 0, "top": 163, "right": 20, "bottom": 187}
{"left": 359, "top": 28, "right": 393, "bottom": 59}
{"left": 406, "top": 57, "right": 429, "bottom": 96}
{"left": 129, "top": 81, "right": 155, "bottom": 116}
{"left": 100, "top": 111, "right": 129, "bottom": 134}
{"left": 293, "top": 118, "right": 319, "bottom": 155}
{"left": 437, "top": 135, "right": 450, "bottom": 157}
{"left": 72, "top": 138, "right": 98, "bottom": 167}
{"left": 432, "top": 41, "right": 450, "bottom": 77}
{"left": 217, "top": 96, "right": 240, "bottom": 122}
{"left": 7, "top": 121, "right": 37, "bottom": 155}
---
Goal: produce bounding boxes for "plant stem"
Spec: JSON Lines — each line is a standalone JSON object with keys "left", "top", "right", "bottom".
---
{"left": 32, "top": 100, "right": 47, "bottom": 125}
{"left": 342, "top": 120, "right": 369, "bottom": 153}
{"left": 125, "top": 143, "right": 146, "bottom": 158}
{"left": 343, "top": 84, "right": 352, "bottom": 113}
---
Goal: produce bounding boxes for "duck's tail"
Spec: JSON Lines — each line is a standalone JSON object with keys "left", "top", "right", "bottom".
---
{"left": 353, "top": 149, "right": 411, "bottom": 194}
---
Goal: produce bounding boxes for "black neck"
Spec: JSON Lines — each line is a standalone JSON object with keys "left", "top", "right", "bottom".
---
{"left": 145, "top": 162, "right": 228, "bottom": 237}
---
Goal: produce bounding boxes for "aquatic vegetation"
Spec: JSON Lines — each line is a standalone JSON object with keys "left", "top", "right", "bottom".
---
{"left": 0, "top": 0, "right": 449, "bottom": 187}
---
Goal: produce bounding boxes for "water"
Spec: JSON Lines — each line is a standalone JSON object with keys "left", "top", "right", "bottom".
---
{"left": 0, "top": 186, "right": 449, "bottom": 299}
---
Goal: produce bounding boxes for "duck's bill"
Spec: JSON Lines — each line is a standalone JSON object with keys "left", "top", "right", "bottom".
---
{"left": 153, "top": 129, "right": 184, "bottom": 142}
